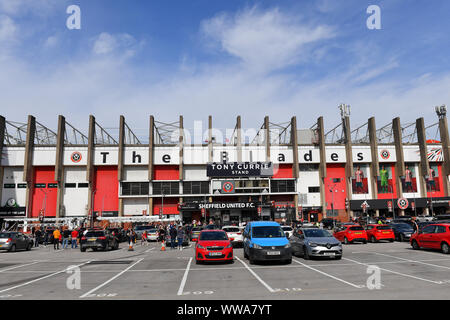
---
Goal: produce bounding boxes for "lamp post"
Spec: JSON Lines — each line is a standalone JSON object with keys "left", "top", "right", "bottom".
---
{"left": 425, "top": 175, "right": 434, "bottom": 216}
{"left": 90, "top": 190, "right": 96, "bottom": 228}
{"left": 387, "top": 184, "right": 395, "bottom": 220}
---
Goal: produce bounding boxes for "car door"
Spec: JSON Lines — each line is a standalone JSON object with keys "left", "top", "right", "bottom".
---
{"left": 243, "top": 226, "right": 250, "bottom": 255}
{"left": 289, "top": 230, "right": 301, "bottom": 253}
{"left": 334, "top": 227, "right": 343, "bottom": 241}
{"left": 16, "top": 233, "right": 26, "bottom": 249}
{"left": 431, "top": 226, "right": 446, "bottom": 249}
{"left": 419, "top": 225, "right": 436, "bottom": 248}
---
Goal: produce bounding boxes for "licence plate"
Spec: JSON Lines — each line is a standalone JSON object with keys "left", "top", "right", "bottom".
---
{"left": 323, "top": 252, "right": 335, "bottom": 256}
{"left": 383, "top": 232, "right": 390, "bottom": 234}
{"left": 267, "top": 251, "right": 280, "bottom": 255}
{"left": 88, "top": 238, "right": 96, "bottom": 241}
{"left": 209, "top": 252, "right": 222, "bottom": 256}
{"left": 355, "top": 232, "right": 362, "bottom": 235}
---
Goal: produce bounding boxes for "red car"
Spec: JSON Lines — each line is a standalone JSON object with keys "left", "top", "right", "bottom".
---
{"left": 410, "top": 223, "right": 450, "bottom": 254}
{"left": 195, "top": 230, "right": 234, "bottom": 264}
{"left": 334, "top": 225, "right": 368, "bottom": 244}
{"left": 365, "top": 224, "right": 395, "bottom": 243}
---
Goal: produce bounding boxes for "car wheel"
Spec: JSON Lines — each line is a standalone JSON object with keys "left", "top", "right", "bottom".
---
{"left": 441, "top": 242, "right": 450, "bottom": 254}
{"left": 285, "top": 258, "right": 292, "bottom": 264}
{"left": 26, "top": 243, "right": 32, "bottom": 251}
{"left": 249, "top": 255, "right": 256, "bottom": 265}
{"left": 411, "top": 240, "right": 420, "bottom": 250}
{"left": 399, "top": 234, "right": 404, "bottom": 242}
{"left": 335, "top": 255, "right": 342, "bottom": 260}
{"left": 344, "top": 237, "right": 349, "bottom": 245}
{"left": 8, "top": 244, "right": 16, "bottom": 252}
{"left": 370, "top": 236, "right": 377, "bottom": 243}
{"left": 303, "top": 246, "right": 310, "bottom": 260}
{"left": 80, "top": 247, "right": 86, "bottom": 252}
{"left": 244, "top": 249, "right": 249, "bottom": 259}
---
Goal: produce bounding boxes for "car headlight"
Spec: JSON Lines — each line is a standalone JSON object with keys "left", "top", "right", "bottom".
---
{"left": 309, "top": 242, "right": 318, "bottom": 247}
{"left": 284, "top": 243, "right": 291, "bottom": 248}
{"left": 253, "top": 243, "right": 263, "bottom": 249}
{"left": 197, "top": 244, "right": 205, "bottom": 249}
{"left": 225, "top": 243, "right": 233, "bottom": 249}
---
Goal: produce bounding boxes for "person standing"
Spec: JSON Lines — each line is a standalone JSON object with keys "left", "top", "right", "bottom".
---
{"left": 169, "top": 225, "right": 177, "bottom": 249}
{"left": 355, "top": 166, "right": 364, "bottom": 193}
{"left": 62, "top": 227, "right": 70, "bottom": 249}
{"left": 141, "top": 230, "right": 148, "bottom": 246}
{"left": 34, "top": 228, "right": 41, "bottom": 247}
{"left": 71, "top": 229, "right": 79, "bottom": 249}
{"left": 53, "top": 228, "right": 61, "bottom": 250}
{"left": 177, "top": 226, "right": 185, "bottom": 251}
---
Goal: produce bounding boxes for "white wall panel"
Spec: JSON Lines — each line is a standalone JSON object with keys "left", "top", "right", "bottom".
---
{"left": 184, "top": 166, "right": 208, "bottom": 181}
{"left": 184, "top": 147, "right": 208, "bottom": 164}
{"left": 1, "top": 167, "right": 26, "bottom": 207}
{"left": 63, "top": 147, "right": 88, "bottom": 166}
{"left": 123, "top": 166, "right": 148, "bottom": 181}
{"left": 124, "top": 147, "right": 148, "bottom": 165}
{"left": 298, "top": 170, "right": 321, "bottom": 206}
{"left": 32, "top": 147, "right": 56, "bottom": 166}
{"left": 94, "top": 147, "right": 119, "bottom": 165}
{"left": 154, "top": 147, "right": 179, "bottom": 164}
{"left": 352, "top": 146, "right": 372, "bottom": 163}
{"left": 270, "top": 146, "right": 293, "bottom": 163}
{"left": 123, "top": 198, "right": 148, "bottom": 216}
{"left": 378, "top": 146, "right": 397, "bottom": 162}
{"left": 326, "top": 146, "right": 346, "bottom": 163}
{"left": 1, "top": 147, "right": 25, "bottom": 166}
{"left": 298, "top": 147, "right": 320, "bottom": 164}
{"left": 62, "top": 167, "right": 89, "bottom": 216}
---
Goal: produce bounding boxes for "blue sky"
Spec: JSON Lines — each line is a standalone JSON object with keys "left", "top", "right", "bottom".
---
{"left": 1, "top": 0, "right": 450, "bottom": 139}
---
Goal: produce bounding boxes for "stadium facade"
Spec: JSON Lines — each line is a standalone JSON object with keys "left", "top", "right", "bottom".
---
{"left": 1, "top": 105, "right": 450, "bottom": 226}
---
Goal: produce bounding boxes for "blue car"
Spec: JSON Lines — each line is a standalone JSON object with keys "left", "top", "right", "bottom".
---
{"left": 243, "top": 221, "right": 292, "bottom": 264}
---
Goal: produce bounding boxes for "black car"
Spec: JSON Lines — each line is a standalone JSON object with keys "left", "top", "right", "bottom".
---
{"left": 165, "top": 228, "right": 190, "bottom": 246}
{"left": 80, "top": 229, "right": 119, "bottom": 252}
{"left": 389, "top": 223, "right": 414, "bottom": 242}
{"left": 320, "top": 218, "right": 338, "bottom": 230}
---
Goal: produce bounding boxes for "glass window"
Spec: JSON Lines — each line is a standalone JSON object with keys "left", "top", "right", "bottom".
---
{"left": 422, "top": 225, "right": 435, "bottom": 234}
{"left": 183, "top": 181, "right": 209, "bottom": 194}
{"left": 3, "top": 184, "right": 15, "bottom": 188}
{"left": 352, "top": 165, "right": 369, "bottom": 194}
{"left": 153, "top": 182, "right": 179, "bottom": 195}
{"left": 199, "top": 231, "right": 228, "bottom": 241}
{"left": 308, "top": 186, "right": 320, "bottom": 193}
{"left": 78, "top": 183, "right": 89, "bottom": 188}
{"left": 64, "top": 183, "right": 76, "bottom": 188}
{"left": 378, "top": 165, "right": 393, "bottom": 194}
{"left": 402, "top": 163, "right": 418, "bottom": 193}
{"left": 271, "top": 180, "right": 295, "bottom": 193}
{"left": 435, "top": 226, "right": 446, "bottom": 234}
{"left": 252, "top": 226, "right": 284, "bottom": 238}
{"left": 17, "top": 184, "right": 27, "bottom": 188}
{"left": 121, "top": 182, "right": 149, "bottom": 196}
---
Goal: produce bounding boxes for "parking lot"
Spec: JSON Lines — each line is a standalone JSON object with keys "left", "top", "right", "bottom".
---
{"left": 0, "top": 241, "right": 449, "bottom": 300}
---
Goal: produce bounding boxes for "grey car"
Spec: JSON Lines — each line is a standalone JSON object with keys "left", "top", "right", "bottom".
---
{"left": 0, "top": 232, "right": 34, "bottom": 252}
{"left": 289, "top": 228, "right": 342, "bottom": 260}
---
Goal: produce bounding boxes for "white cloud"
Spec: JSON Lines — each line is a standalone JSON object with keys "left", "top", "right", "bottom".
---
{"left": 92, "top": 32, "right": 142, "bottom": 58}
{"left": 0, "top": 0, "right": 63, "bottom": 16}
{"left": 201, "top": 6, "right": 335, "bottom": 73}
{"left": 0, "top": 14, "right": 17, "bottom": 42}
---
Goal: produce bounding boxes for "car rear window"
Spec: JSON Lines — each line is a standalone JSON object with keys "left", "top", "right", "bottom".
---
{"left": 252, "top": 226, "right": 284, "bottom": 238}
{"left": 0, "top": 233, "right": 12, "bottom": 238}
{"left": 192, "top": 227, "right": 202, "bottom": 232}
{"left": 85, "top": 231, "right": 105, "bottom": 237}
{"left": 223, "top": 227, "right": 240, "bottom": 232}
{"left": 199, "top": 231, "right": 228, "bottom": 241}
{"left": 349, "top": 226, "right": 364, "bottom": 231}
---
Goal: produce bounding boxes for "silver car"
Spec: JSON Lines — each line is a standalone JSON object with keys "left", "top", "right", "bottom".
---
{"left": 289, "top": 228, "right": 342, "bottom": 260}
{"left": 0, "top": 232, "right": 34, "bottom": 252}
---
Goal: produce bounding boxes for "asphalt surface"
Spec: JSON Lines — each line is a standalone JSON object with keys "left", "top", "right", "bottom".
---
{"left": 0, "top": 240, "right": 450, "bottom": 300}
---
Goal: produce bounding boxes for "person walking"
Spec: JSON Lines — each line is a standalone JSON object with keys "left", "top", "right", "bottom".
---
{"left": 53, "top": 228, "right": 61, "bottom": 250}
{"left": 141, "top": 230, "right": 148, "bottom": 246}
{"left": 43, "top": 228, "right": 49, "bottom": 247}
{"left": 177, "top": 226, "right": 185, "bottom": 251}
{"left": 62, "top": 227, "right": 70, "bottom": 249}
{"left": 71, "top": 229, "right": 79, "bottom": 249}
{"left": 169, "top": 225, "right": 177, "bottom": 250}
{"left": 158, "top": 225, "right": 167, "bottom": 250}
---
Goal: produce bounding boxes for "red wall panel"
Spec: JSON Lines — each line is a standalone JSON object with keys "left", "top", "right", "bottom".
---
{"left": 153, "top": 197, "right": 179, "bottom": 215}
{"left": 31, "top": 167, "right": 57, "bottom": 218}
{"left": 273, "top": 164, "right": 293, "bottom": 179}
{"left": 154, "top": 165, "right": 179, "bottom": 180}
{"left": 93, "top": 166, "right": 118, "bottom": 213}
{"left": 324, "top": 164, "right": 347, "bottom": 210}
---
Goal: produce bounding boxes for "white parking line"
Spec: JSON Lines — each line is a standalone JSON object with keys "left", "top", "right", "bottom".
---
{"left": 0, "top": 260, "right": 93, "bottom": 294}
{"left": 177, "top": 257, "right": 192, "bottom": 296}
{"left": 292, "top": 259, "right": 364, "bottom": 289}
{"left": 235, "top": 257, "right": 277, "bottom": 293}
{"left": 80, "top": 258, "right": 144, "bottom": 298}
{"left": 145, "top": 248, "right": 155, "bottom": 253}
{"left": 0, "top": 261, "right": 43, "bottom": 273}
{"left": 373, "top": 252, "right": 450, "bottom": 271}
{"left": 343, "top": 257, "right": 443, "bottom": 284}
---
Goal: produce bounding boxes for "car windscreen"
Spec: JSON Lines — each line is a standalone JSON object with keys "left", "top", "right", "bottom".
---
{"left": 252, "top": 226, "right": 285, "bottom": 238}
{"left": 349, "top": 226, "right": 364, "bottom": 231}
{"left": 192, "top": 228, "right": 203, "bottom": 232}
{"left": 199, "top": 231, "right": 228, "bottom": 241}
{"left": 85, "top": 231, "right": 105, "bottom": 237}
{"left": 281, "top": 226, "right": 293, "bottom": 231}
{"left": 391, "top": 223, "right": 412, "bottom": 229}
{"left": 0, "top": 233, "right": 12, "bottom": 238}
{"left": 377, "top": 226, "right": 392, "bottom": 230}
{"left": 303, "top": 229, "right": 332, "bottom": 237}
{"left": 223, "top": 227, "right": 240, "bottom": 232}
